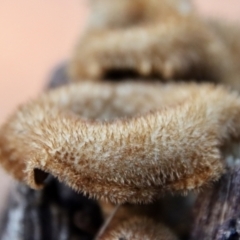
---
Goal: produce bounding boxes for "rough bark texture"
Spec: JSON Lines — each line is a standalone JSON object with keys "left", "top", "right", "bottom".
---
{"left": 46, "top": 62, "right": 69, "bottom": 89}
{"left": 190, "top": 166, "right": 240, "bottom": 240}
{"left": 0, "top": 178, "right": 103, "bottom": 240}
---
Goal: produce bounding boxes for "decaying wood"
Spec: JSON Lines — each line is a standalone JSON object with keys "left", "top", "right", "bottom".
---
{"left": 0, "top": 176, "right": 103, "bottom": 240}
{"left": 190, "top": 166, "right": 240, "bottom": 240}
{"left": 46, "top": 62, "right": 69, "bottom": 90}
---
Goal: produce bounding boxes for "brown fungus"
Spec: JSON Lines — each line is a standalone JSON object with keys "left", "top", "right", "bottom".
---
{"left": 1, "top": 1, "right": 240, "bottom": 239}
{"left": 69, "top": 0, "right": 240, "bottom": 90}
{"left": 0, "top": 82, "right": 240, "bottom": 205}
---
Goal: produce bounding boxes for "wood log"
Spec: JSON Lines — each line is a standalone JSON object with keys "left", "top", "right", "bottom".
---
{"left": 46, "top": 62, "right": 69, "bottom": 90}
{"left": 190, "top": 166, "right": 240, "bottom": 240}
{"left": 0, "top": 178, "right": 103, "bottom": 240}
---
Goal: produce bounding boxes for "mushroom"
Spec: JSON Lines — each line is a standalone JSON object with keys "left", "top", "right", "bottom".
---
{"left": 1, "top": 82, "right": 240, "bottom": 239}
{"left": 1, "top": 1, "right": 240, "bottom": 239}
{"left": 0, "top": 82, "right": 240, "bottom": 203}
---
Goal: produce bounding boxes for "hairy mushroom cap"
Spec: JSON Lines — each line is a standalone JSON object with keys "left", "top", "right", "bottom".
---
{"left": 69, "top": 0, "right": 240, "bottom": 90}
{"left": 69, "top": 0, "right": 206, "bottom": 81}
{"left": 0, "top": 82, "right": 240, "bottom": 204}
{"left": 99, "top": 217, "right": 178, "bottom": 240}
{"left": 88, "top": 0, "right": 193, "bottom": 29}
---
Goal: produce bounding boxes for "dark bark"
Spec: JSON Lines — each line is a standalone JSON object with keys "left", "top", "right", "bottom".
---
{"left": 0, "top": 178, "right": 103, "bottom": 240}
{"left": 45, "top": 62, "right": 70, "bottom": 89}
{"left": 190, "top": 166, "right": 240, "bottom": 240}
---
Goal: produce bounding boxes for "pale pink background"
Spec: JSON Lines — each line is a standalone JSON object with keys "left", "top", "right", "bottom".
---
{"left": 0, "top": 1, "right": 239, "bottom": 210}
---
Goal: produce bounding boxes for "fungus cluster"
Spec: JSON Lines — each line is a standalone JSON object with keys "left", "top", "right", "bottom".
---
{"left": 1, "top": 0, "right": 240, "bottom": 239}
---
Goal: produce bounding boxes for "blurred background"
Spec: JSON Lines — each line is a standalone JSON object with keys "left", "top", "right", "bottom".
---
{"left": 0, "top": 0, "right": 240, "bottom": 210}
